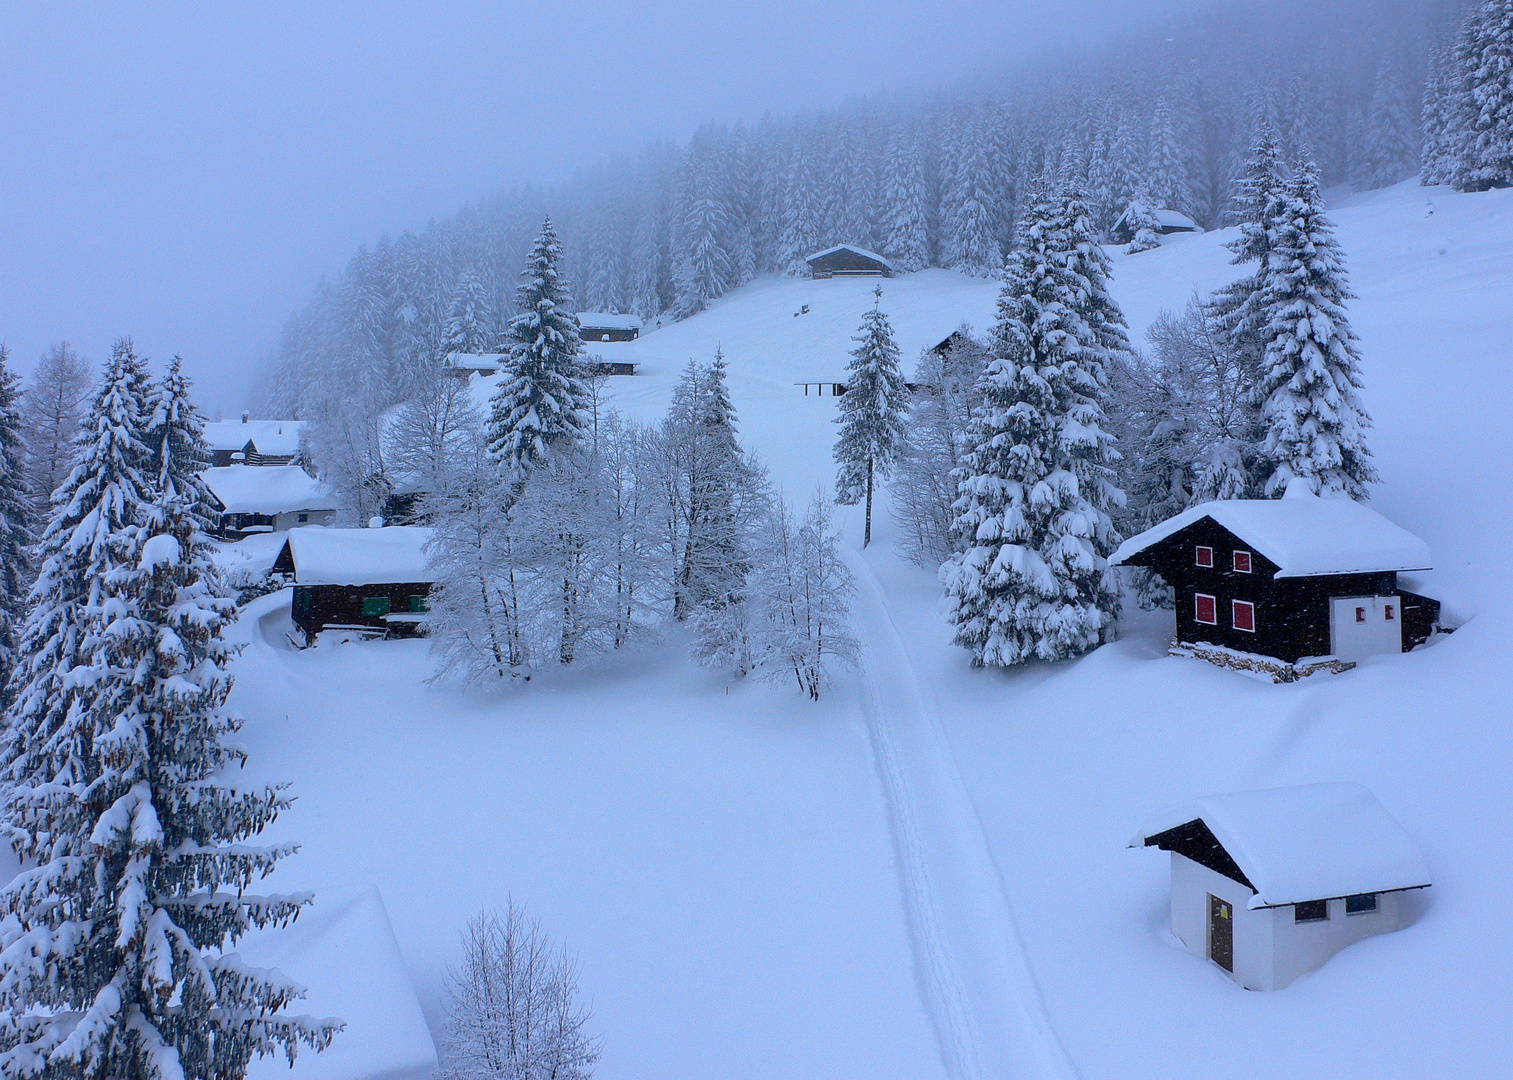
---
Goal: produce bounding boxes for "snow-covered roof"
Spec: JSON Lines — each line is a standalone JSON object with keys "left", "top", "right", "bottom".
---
{"left": 204, "top": 465, "right": 337, "bottom": 516}
{"left": 805, "top": 244, "right": 895, "bottom": 269}
{"left": 1133, "top": 782, "right": 1432, "bottom": 909}
{"left": 1110, "top": 495, "right": 1432, "bottom": 578}
{"left": 203, "top": 418, "right": 306, "bottom": 456}
{"left": 280, "top": 525, "right": 434, "bottom": 586}
{"left": 1115, "top": 204, "right": 1200, "bottom": 232}
{"left": 241, "top": 886, "right": 438, "bottom": 1080}
{"left": 576, "top": 312, "right": 642, "bottom": 330}
{"left": 445, "top": 351, "right": 507, "bottom": 371}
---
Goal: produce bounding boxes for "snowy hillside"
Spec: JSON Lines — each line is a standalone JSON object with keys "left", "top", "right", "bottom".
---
{"left": 232, "top": 179, "right": 1513, "bottom": 1079}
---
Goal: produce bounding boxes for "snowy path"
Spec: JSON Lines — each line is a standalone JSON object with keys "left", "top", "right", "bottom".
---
{"left": 845, "top": 549, "right": 1078, "bottom": 1080}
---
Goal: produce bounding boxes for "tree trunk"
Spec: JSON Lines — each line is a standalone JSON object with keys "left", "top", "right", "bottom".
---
{"left": 863, "top": 457, "right": 874, "bottom": 547}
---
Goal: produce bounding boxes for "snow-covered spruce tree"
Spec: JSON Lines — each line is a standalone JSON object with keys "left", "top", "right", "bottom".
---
{"left": 145, "top": 355, "right": 215, "bottom": 533}
{"left": 490, "top": 217, "right": 592, "bottom": 474}
{"left": 834, "top": 286, "right": 907, "bottom": 547}
{"left": 0, "top": 338, "right": 341, "bottom": 1076}
{"left": 443, "top": 269, "right": 495, "bottom": 356}
{"left": 1421, "top": 44, "right": 1460, "bottom": 186}
{"left": 879, "top": 131, "right": 931, "bottom": 271}
{"left": 1122, "top": 198, "right": 1163, "bottom": 254}
{"left": 0, "top": 345, "right": 33, "bottom": 706}
{"left": 940, "top": 186, "right": 1125, "bottom": 667}
{"left": 1251, "top": 161, "right": 1378, "bottom": 498}
{"left": 1453, "top": 0, "right": 1513, "bottom": 192}
{"left": 1359, "top": 56, "right": 1419, "bottom": 190}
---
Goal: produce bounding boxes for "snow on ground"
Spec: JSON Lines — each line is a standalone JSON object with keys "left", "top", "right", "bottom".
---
{"left": 230, "top": 179, "right": 1513, "bottom": 1078}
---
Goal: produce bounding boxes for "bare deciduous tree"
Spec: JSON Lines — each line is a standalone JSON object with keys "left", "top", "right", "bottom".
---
{"left": 22, "top": 341, "right": 92, "bottom": 503}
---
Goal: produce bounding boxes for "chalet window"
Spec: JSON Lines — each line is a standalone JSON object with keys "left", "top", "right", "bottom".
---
{"left": 1232, "top": 550, "right": 1252, "bottom": 573}
{"left": 1345, "top": 893, "right": 1379, "bottom": 915}
{"left": 297, "top": 513, "right": 309, "bottom": 523}
{"left": 1356, "top": 606, "right": 1367, "bottom": 623}
{"left": 1232, "top": 600, "right": 1255, "bottom": 632}
{"left": 1384, "top": 604, "right": 1395, "bottom": 621}
{"left": 1195, "top": 593, "right": 1217, "bottom": 625}
{"left": 1294, "top": 899, "right": 1329, "bottom": 923}
{"left": 408, "top": 595, "right": 428, "bottom": 613}
{"left": 1195, "top": 546, "right": 1214, "bottom": 568}
{"left": 362, "top": 596, "right": 391, "bottom": 617}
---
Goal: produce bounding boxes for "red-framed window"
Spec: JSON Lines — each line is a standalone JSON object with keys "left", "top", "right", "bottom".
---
{"left": 1232, "top": 600, "right": 1255, "bottom": 632}
{"left": 1355, "top": 606, "right": 1367, "bottom": 623}
{"left": 1384, "top": 604, "right": 1395, "bottom": 621}
{"left": 1233, "top": 550, "right": 1252, "bottom": 573}
{"left": 1195, "top": 546, "right": 1214, "bottom": 568}
{"left": 1195, "top": 593, "right": 1217, "bottom": 625}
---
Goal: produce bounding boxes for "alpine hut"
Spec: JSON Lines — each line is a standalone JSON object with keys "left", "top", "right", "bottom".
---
{"left": 271, "top": 525, "right": 434, "bottom": 645}
{"left": 1109, "top": 204, "right": 1201, "bottom": 244}
{"left": 1110, "top": 488, "right": 1439, "bottom": 675}
{"left": 203, "top": 415, "right": 307, "bottom": 467}
{"left": 203, "top": 465, "right": 338, "bottom": 539}
{"left": 576, "top": 312, "right": 641, "bottom": 342}
{"left": 805, "top": 245, "right": 894, "bottom": 279}
{"left": 1132, "top": 782, "right": 1431, "bottom": 990}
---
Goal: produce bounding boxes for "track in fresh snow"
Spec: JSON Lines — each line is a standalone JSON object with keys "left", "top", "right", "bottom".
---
{"left": 846, "top": 550, "right": 1078, "bottom": 1080}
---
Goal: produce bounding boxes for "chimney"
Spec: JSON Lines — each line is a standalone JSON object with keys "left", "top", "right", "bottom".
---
{"left": 241, "top": 411, "right": 250, "bottom": 424}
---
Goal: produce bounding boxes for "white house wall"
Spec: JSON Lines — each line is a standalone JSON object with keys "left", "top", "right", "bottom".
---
{"left": 1268, "top": 890, "right": 1404, "bottom": 989}
{"left": 1170, "top": 853, "right": 1273, "bottom": 989}
{"left": 273, "top": 509, "right": 338, "bottom": 532}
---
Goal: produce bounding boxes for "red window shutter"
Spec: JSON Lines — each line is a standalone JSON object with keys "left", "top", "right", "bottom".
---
{"left": 1195, "top": 594, "right": 1216, "bottom": 624}
{"left": 1384, "top": 605, "right": 1395, "bottom": 620}
{"left": 1233, "top": 550, "right": 1252, "bottom": 573}
{"left": 1196, "top": 546, "right": 1213, "bottom": 568}
{"left": 1356, "top": 607, "right": 1366, "bottom": 623}
{"left": 1232, "top": 600, "right": 1255, "bottom": 632}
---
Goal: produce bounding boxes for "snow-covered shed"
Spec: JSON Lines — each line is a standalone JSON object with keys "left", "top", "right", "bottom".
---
{"left": 1109, "top": 204, "right": 1201, "bottom": 244}
{"left": 805, "top": 245, "right": 894, "bottom": 278}
{"left": 204, "top": 415, "right": 306, "bottom": 467}
{"left": 204, "top": 465, "right": 339, "bottom": 538}
{"left": 444, "top": 351, "right": 507, "bottom": 378}
{"left": 271, "top": 525, "right": 435, "bottom": 645}
{"left": 241, "top": 885, "right": 438, "bottom": 1080}
{"left": 1133, "top": 783, "right": 1431, "bottom": 990}
{"left": 577, "top": 311, "right": 642, "bottom": 342}
{"left": 1111, "top": 490, "right": 1439, "bottom": 667}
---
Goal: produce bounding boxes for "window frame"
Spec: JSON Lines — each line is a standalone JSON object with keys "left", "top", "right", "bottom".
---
{"left": 1294, "top": 899, "right": 1329, "bottom": 923}
{"left": 1232, "top": 599, "right": 1256, "bottom": 633}
{"left": 1194, "top": 593, "right": 1218, "bottom": 625}
{"left": 1195, "top": 545, "right": 1214, "bottom": 568}
{"left": 1384, "top": 604, "right": 1395, "bottom": 621}
{"left": 1345, "top": 893, "right": 1379, "bottom": 915}
{"left": 1232, "top": 550, "right": 1252, "bottom": 574}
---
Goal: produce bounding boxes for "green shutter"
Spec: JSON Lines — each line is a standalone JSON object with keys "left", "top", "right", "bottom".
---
{"left": 409, "top": 594, "right": 429, "bottom": 613}
{"left": 362, "top": 596, "right": 391, "bottom": 617}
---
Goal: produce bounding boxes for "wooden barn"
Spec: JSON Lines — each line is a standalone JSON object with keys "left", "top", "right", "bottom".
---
{"left": 1132, "top": 782, "right": 1431, "bottom": 990}
{"left": 271, "top": 525, "right": 434, "bottom": 645}
{"left": 204, "top": 465, "right": 338, "bottom": 539}
{"left": 203, "top": 415, "right": 306, "bottom": 467}
{"left": 444, "top": 351, "right": 506, "bottom": 378}
{"left": 805, "top": 245, "right": 894, "bottom": 278}
{"left": 577, "top": 312, "right": 641, "bottom": 342}
{"left": 1109, "top": 204, "right": 1201, "bottom": 244}
{"left": 1111, "top": 489, "right": 1440, "bottom": 670}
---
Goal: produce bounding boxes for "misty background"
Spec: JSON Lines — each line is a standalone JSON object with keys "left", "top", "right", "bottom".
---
{"left": 1, "top": 0, "right": 1218, "bottom": 415}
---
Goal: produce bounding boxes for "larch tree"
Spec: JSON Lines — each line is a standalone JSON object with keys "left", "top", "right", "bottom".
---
{"left": 941, "top": 186, "right": 1126, "bottom": 667}
{"left": 1251, "top": 161, "right": 1378, "bottom": 499}
{"left": 21, "top": 341, "right": 93, "bottom": 509}
{"left": 489, "top": 217, "right": 592, "bottom": 475}
{"left": 0, "top": 345, "right": 34, "bottom": 707}
{"left": 833, "top": 286, "right": 908, "bottom": 546}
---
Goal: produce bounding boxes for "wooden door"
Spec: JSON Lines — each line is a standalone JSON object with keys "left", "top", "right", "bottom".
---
{"left": 1209, "top": 894, "right": 1233, "bottom": 972}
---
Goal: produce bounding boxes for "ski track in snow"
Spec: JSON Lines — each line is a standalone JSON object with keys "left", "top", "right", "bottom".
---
{"left": 845, "top": 548, "right": 1079, "bottom": 1080}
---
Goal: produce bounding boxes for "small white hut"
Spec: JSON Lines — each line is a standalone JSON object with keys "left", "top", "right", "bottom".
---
{"left": 1132, "top": 782, "right": 1430, "bottom": 990}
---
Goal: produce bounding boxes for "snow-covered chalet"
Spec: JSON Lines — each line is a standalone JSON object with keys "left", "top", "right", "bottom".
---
{"left": 805, "top": 244, "right": 893, "bottom": 278}
{"left": 1133, "top": 783, "right": 1431, "bottom": 990}
{"left": 272, "top": 525, "right": 434, "bottom": 645}
{"left": 203, "top": 414, "right": 306, "bottom": 467}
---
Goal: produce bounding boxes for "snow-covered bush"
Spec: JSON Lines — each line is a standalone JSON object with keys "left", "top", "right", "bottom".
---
{"left": 441, "top": 902, "right": 600, "bottom": 1080}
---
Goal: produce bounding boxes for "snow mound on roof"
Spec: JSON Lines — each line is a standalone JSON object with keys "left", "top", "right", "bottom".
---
{"left": 805, "top": 244, "right": 894, "bottom": 268}
{"left": 576, "top": 311, "right": 641, "bottom": 330}
{"left": 283, "top": 525, "right": 434, "bottom": 586}
{"left": 242, "top": 885, "right": 437, "bottom": 1080}
{"left": 1134, "top": 782, "right": 1432, "bottom": 909}
{"left": 205, "top": 466, "right": 338, "bottom": 516}
{"left": 1111, "top": 496, "right": 1432, "bottom": 578}
{"left": 204, "top": 419, "right": 306, "bottom": 457}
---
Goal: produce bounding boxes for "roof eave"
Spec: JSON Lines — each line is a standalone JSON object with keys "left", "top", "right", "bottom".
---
{"left": 1273, "top": 564, "right": 1433, "bottom": 580}
{"left": 1247, "top": 881, "right": 1432, "bottom": 910}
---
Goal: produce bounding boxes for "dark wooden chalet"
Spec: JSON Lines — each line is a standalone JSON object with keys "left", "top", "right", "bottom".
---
{"left": 271, "top": 525, "right": 434, "bottom": 646}
{"left": 204, "top": 416, "right": 306, "bottom": 467}
{"left": 1112, "top": 492, "right": 1439, "bottom": 664}
{"left": 576, "top": 313, "right": 641, "bottom": 342}
{"left": 805, "top": 245, "right": 894, "bottom": 278}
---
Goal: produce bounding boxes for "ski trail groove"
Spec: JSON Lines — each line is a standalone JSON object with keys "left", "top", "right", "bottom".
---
{"left": 846, "top": 550, "right": 1079, "bottom": 1080}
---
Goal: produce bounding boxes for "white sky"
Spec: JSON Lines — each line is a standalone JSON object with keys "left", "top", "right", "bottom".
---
{"left": 0, "top": 1, "right": 1194, "bottom": 413}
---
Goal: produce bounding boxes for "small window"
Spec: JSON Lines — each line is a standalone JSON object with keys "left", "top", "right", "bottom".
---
{"left": 1345, "top": 893, "right": 1378, "bottom": 915}
{"left": 297, "top": 512, "right": 309, "bottom": 523}
{"left": 362, "top": 596, "right": 391, "bottom": 618}
{"left": 1356, "top": 606, "right": 1367, "bottom": 623}
{"left": 1195, "top": 546, "right": 1214, "bottom": 568}
{"left": 1195, "top": 593, "right": 1217, "bottom": 625}
{"left": 1294, "top": 899, "right": 1329, "bottom": 923}
{"left": 1232, "top": 550, "right": 1252, "bottom": 573}
{"left": 1232, "top": 600, "right": 1255, "bottom": 632}
{"left": 408, "top": 594, "right": 429, "bottom": 613}
{"left": 1384, "top": 604, "right": 1395, "bottom": 621}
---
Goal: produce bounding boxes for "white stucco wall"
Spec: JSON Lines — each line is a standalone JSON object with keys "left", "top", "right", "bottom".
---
{"left": 1269, "top": 890, "right": 1405, "bottom": 989}
{"left": 1170, "top": 853, "right": 1272, "bottom": 989}
{"left": 273, "top": 508, "right": 338, "bottom": 531}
